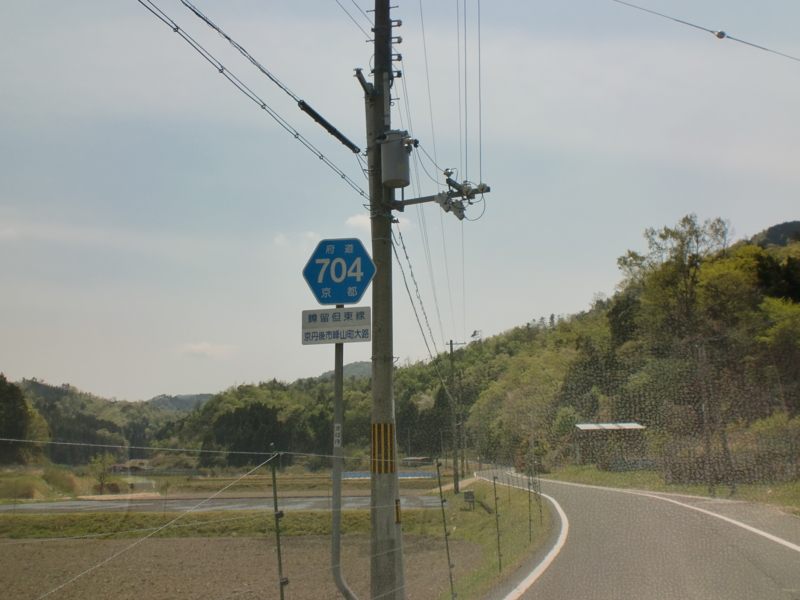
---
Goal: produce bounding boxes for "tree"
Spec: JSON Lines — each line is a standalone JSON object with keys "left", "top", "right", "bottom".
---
{"left": 88, "top": 452, "right": 115, "bottom": 494}
{"left": 618, "top": 214, "right": 731, "bottom": 348}
{"left": 0, "top": 374, "right": 32, "bottom": 464}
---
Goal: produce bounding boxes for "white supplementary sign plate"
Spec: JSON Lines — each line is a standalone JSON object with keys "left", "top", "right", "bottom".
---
{"left": 301, "top": 307, "right": 371, "bottom": 345}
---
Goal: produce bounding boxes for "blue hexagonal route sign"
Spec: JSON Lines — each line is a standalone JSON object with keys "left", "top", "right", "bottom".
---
{"left": 302, "top": 238, "right": 376, "bottom": 305}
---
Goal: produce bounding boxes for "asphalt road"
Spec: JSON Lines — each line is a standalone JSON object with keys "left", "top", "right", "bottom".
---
{"left": 0, "top": 494, "right": 444, "bottom": 514}
{"left": 481, "top": 470, "right": 800, "bottom": 600}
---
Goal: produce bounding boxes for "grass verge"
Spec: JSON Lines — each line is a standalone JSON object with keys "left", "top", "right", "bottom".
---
{"left": 542, "top": 466, "right": 800, "bottom": 516}
{"left": 405, "top": 480, "right": 551, "bottom": 600}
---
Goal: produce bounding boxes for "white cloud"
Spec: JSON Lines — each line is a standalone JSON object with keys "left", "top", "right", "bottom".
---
{"left": 178, "top": 342, "right": 235, "bottom": 360}
{"left": 347, "top": 214, "right": 412, "bottom": 231}
{"left": 346, "top": 214, "right": 371, "bottom": 231}
{"left": 274, "top": 233, "right": 288, "bottom": 246}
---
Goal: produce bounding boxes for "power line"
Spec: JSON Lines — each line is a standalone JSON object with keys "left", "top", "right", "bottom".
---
{"left": 0, "top": 437, "right": 365, "bottom": 461}
{"left": 455, "top": 0, "right": 464, "bottom": 181}
{"left": 136, "top": 0, "right": 368, "bottom": 200}
{"left": 391, "top": 226, "right": 458, "bottom": 406}
{"left": 477, "top": 0, "right": 483, "bottom": 183}
{"left": 349, "top": 0, "right": 373, "bottom": 25}
{"left": 418, "top": 0, "right": 439, "bottom": 165}
{"left": 612, "top": 0, "right": 800, "bottom": 63}
{"left": 181, "top": 0, "right": 301, "bottom": 102}
{"left": 333, "top": 0, "right": 372, "bottom": 40}
{"left": 391, "top": 225, "right": 440, "bottom": 358}
{"left": 182, "top": 0, "right": 361, "bottom": 154}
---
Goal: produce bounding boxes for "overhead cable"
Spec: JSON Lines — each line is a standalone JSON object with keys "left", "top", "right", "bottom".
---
{"left": 181, "top": 0, "right": 300, "bottom": 101}
{"left": 33, "top": 454, "right": 277, "bottom": 600}
{"left": 182, "top": 0, "right": 360, "bottom": 153}
{"left": 333, "top": 0, "right": 372, "bottom": 40}
{"left": 136, "top": 0, "right": 368, "bottom": 199}
{"left": 392, "top": 226, "right": 460, "bottom": 406}
{"left": 612, "top": 0, "right": 800, "bottom": 63}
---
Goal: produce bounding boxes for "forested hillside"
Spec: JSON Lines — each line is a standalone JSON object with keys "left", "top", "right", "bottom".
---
{"left": 466, "top": 215, "right": 800, "bottom": 478}
{"left": 3, "top": 215, "right": 798, "bottom": 481}
{"left": 15, "top": 380, "right": 190, "bottom": 464}
{"left": 150, "top": 215, "right": 800, "bottom": 481}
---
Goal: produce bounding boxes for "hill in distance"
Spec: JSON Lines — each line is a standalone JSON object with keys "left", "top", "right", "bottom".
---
{"left": 145, "top": 394, "right": 213, "bottom": 412}
{"left": 751, "top": 220, "right": 800, "bottom": 247}
{"left": 317, "top": 361, "right": 372, "bottom": 381}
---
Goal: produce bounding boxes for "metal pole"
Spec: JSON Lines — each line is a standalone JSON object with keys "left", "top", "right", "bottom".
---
{"left": 493, "top": 475, "right": 502, "bottom": 573}
{"left": 699, "top": 343, "right": 715, "bottom": 498}
{"left": 332, "top": 327, "right": 358, "bottom": 600}
{"left": 271, "top": 457, "right": 288, "bottom": 599}
{"left": 436, "top": 460, "right": 457, "bottom": 600}
{"left": 460, "top": 371, "right": 467, "bottom": 479}
{"left": 449, "top": 340, "right": 460, "bottom": 494}
{"left": 365, "top": 2, "right": 405, "bottom": 597}
{"left": 527, "top": 475, "right": 532, "bottom": 544}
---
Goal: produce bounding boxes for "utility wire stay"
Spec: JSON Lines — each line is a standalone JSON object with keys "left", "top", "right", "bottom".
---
{"left": 612, "top": 0, "right": 800, "bottom": 63}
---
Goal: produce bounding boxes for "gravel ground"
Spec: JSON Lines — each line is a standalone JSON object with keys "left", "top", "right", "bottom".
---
{"left": 1, "top": 534, "right": 483, "bottom": 600}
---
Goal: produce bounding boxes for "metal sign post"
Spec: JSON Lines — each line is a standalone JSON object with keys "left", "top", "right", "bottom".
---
{"left": 302, "top": 239, "right": 375, "bottom": 600}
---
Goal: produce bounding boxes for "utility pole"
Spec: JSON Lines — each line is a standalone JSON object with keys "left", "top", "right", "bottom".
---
{"left": 449, "top": 340, "right": 465, "bottom": 494}
{"left": 698, "top": 342, "right": 715, "bottom": 498}
{"left": 357, "top": 2, "right": 405, "bottom": 598}
{"left": 354, "top": 3, "right": 490, "bottom": 596}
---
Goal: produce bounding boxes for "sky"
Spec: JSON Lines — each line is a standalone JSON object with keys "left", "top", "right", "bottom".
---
{"left": 1, "top": 0, "right": 798, "bottom": 401}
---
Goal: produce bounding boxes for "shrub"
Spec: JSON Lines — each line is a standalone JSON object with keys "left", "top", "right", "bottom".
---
{"left": 0, "top": 480, "right": 36, "bottom": 499}
{"left": 43, "top": 468, "right": 78, "bottom": 494}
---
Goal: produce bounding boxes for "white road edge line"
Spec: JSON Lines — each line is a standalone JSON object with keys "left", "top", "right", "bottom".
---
{"left": 501, "top": 492, "right": 569, "bottom": 600}
{"left": 636, "top": 491, "right": 800, "bottom": 554}
{"left": 475, "top": 474, "right": 570, "bottom": 600}
{"left": 544, "top": 478, "right": 800, "bottom": 555}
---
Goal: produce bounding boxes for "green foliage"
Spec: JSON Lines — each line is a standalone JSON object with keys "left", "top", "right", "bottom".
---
{"left": 0, "top": 374, "right": 48, "bottom": 464}
{"left": 750, "top": 220, "right": 800, "bottom": 248}
{"left": 551, "top": 406, "right": 581, "bottom": 439}
{"left": 18, "top": 379, "right": 185, "bottom": 464}
{"left": 146, "top": 394, "right": 212, "bottom": 412}
{"left": 0, "top": 471, "right": 53, "bottom": 500}
{"left": 42, "top": 468, "right": 78, "bottom": 494}
{"left": 12, "top": 216, "right": 799, "bottom": 487}
{"left": 88, "top": 452, "right": 115, "bottom": 493}
{"left": 0, "top": 375, "right": 32, "bottom": 464}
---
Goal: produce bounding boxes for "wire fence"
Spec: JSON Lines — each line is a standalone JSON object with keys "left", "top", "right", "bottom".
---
{"left": 0, "top": 442, "right": 547, "bottom": 600}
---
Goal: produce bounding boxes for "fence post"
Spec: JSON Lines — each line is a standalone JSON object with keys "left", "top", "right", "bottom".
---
{"left": 271, "top": 456, "right": 288, "bottom": 599}
{"left": 493, "top": 475, "right": 502, "bottom": 573}
{"left": 436, "top": 460, "right": 457, "bottom": 599}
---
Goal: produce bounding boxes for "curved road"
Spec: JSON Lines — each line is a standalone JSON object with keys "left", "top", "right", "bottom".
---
{"left": 482, "top": 471, "right": 800, "bottom": 600}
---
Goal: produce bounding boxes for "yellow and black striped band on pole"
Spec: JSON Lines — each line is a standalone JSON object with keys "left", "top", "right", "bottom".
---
{"left": 371, "top": 422, "right": 396, "bottom": 474}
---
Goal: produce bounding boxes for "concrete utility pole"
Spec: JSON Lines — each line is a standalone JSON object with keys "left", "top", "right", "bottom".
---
{"left": 354, "top": 3, "right": 489, "bottom": 595}
{"left": 449, "top": 340, "right": 465, "bottom": 494}
{"left": 359, "top": 1, "right": 405, "bottom": 598}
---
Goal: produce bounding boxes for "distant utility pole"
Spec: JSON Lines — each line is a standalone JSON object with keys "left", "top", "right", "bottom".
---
{"left": 449, "top": 340, "right": 466, "bottom": 494}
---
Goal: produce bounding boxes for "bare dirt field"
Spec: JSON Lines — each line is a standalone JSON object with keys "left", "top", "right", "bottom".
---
{"left": 1, "top": 534, "right": 483, "bottom": 600}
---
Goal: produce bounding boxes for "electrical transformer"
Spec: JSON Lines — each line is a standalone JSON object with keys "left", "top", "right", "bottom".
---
{"left": 379, "top": 130, "right": 411, "bottom": 188}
